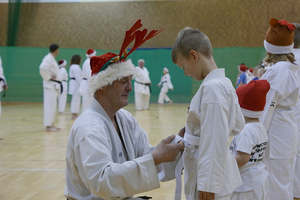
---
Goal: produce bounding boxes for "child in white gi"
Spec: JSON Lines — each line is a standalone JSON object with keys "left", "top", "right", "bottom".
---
{"left": 157, "top": 67, "right": 173, "bottom": 105}
{"left": 292, "top": 22, "right": 300, "bottom": 200}
{"left": 230, "top": 79, "right": 270, "bottom": 200}
{"left": 260, "top": 18, "right": 299, "bottom": 200}
{"left": 68, "top": 55, "right": 82, "bottom": 120}
{"left": 171, "top": 27, "right": 244, "bottom": 200}
{"left": 58, "top": 60, "right": 68, "bottom": 114}
{"left": 0, "top": 56, "right": 8, "bottom": 117}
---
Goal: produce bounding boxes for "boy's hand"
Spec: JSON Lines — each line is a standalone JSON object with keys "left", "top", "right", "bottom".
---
{"left": 199, "top": 191, "right": 215, "bottom": 200}
{"left": 151, "top": 135, "right": 185, "bottom": 165}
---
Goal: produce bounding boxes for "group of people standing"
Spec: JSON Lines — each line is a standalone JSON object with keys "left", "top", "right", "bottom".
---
{"left": 38, "top": 46, "right": 95, "bottom": 131}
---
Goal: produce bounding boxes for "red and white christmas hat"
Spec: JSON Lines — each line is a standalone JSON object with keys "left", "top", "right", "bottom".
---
{"left": 58, "top": 59, "right": 67, "bottom": 67}
{"left": 236, "top": 79, "right": 270, "bottom": 118}
{"left": 86, "top": 49, "right": 96, "bottom": 58}
{"left": 89, "top": 19, "right": 163, "bottom": 93}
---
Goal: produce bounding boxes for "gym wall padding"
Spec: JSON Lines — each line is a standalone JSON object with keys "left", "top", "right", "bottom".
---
{"left": 0, "top": 46, "right": 266, "bottom": 103}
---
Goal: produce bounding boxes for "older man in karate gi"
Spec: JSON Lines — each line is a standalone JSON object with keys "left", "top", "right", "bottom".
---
{"left": 65, "top": 19, "right": 185, "bottom": 200}
{"left": 0, "top": 56, "right": 8, "bottom": 118}
{"left": 39, "top": 44, "right": 61, "bottom": 132}
{"left": 134, "top": 59, "right": 151, "bottom": 110}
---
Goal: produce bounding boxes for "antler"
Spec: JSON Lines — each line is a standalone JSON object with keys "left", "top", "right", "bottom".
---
{"left": 118, "top": 19, "right": 163, "bottom": 58}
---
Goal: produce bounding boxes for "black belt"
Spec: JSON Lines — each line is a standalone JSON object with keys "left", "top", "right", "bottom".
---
{"left": 0, "top": 78, "right": 6, "bottom": 97}
{"left": 50, "top": 79, "right": 63, "bottom": 94}
{"left": 135, "top": 81, "right": 152, "bottom": 93}
{"left": 70, "top": 77, "right": 75, "bottom": 80}
{"left": 83, "top": 78, "right": 87, "bottom": 80}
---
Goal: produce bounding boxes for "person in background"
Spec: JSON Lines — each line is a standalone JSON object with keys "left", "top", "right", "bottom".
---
{"left": 260, "top": 18, "right": 299, "bottom": 200}
{"left": 58, "top": 59, "right": 68, "bottom": 114}
{"left": 0, "top": 56, "right": 8, "bottom": 118}
{"left": 157, "top": 67, "right": 174, "bottom": 106}
{"left": 68, "top": 54, "right": 82, "bottom": 120}
{"left": 39, "top": 44, "right": 61, "bottom": 132}
{"left": 79, "top": 49, "right": 96, "bottom": 112}
{"left": 236, "top": 63, "right": 248, "bottom": 88}
{"left": 134, "top": 59, "right": 151, "bottom": 111}
{"left": 230, "top": 80, "right": 270, "bottom": 200}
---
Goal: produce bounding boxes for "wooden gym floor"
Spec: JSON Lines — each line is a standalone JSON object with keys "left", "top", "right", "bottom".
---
{"left": 0, "top": 102, "right": 189, "bottom": 200}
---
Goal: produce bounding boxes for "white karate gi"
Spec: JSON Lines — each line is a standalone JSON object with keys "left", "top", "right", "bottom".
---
{"left": 157, "top": 73, "right": 173, "bottom": 104}
{"left": 229, "top": 122, "right": 268, "bottom": 200}
{"left": 58, "top": 67, "right": 68, "bottom": 113}
{"left": 79, "top": 58, "right": 93, "bottom": 112}
{"left": 39, "top": 53, "right": 61, "bottom": 126}
{"left": 65, "top": 98, "right": 180, "bottom": 200}
{"left": 260, "top": 61, "right": 299, "bottom": 200}
{"left": 0, "top": 56, "right": 7, "bottom": 117}
{"left": 293, "top": 48, "right": 300, "bottom": 198}
{"left": 183, "top": 69, "right": 244, "bottom": 200}
{"left": 134, "top": 66, "right": 151, "bottom": 110}
{"left": 69, "top": 64, "right": 82, "bottom": 114}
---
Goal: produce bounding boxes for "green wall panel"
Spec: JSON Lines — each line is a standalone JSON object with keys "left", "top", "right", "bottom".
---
{"left": 0, "top": 46, "right": 266, "bottom": 103}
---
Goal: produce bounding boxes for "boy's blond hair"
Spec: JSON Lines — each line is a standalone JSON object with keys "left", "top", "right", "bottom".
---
{"left": 172, "top": 27, "right": 213, "bottom": 63}
{"left": 293, "top": 23, "right": 300, "bottom": 48}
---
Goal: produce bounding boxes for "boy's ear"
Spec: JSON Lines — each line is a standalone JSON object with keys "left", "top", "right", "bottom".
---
{"left": 189, "top": 50, "right": 199, "bottom": 62}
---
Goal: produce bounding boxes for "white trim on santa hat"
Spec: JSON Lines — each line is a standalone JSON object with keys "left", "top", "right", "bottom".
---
{"left": 163, "top": 67, "right": 169, "bottom": 73}
{"left": 240, "top": 108, "right": 263, "bottom": 118}
{"left": 264, "top": 40, "right": 294, "bottom": 54}
{"left": 86, "top": 50, "right": 96, "bottom": 58}
{"left": 89, "top": 59, "right": 136, "bottom": 93}
{"left": 59, "top": 60, "right": 67, "bottom": 68}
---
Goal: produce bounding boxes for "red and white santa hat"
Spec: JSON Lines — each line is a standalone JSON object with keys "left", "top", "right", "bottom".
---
{"left": 89, "top": 19, "right": 163, "bottom": 93}
{"left": 86, "top": 49, "right": 96, "bottom": 58}
{"left": 239, "top": 64, "right": 248, "bottom": 72}
{"left": 264, "top": 18, "right": 296, "bottom": 54}
{"left": 58, "top": 59, "right": 67, "bottom": 67}
{"left": 236, "top": 79, "right": 270, "bottom": 118}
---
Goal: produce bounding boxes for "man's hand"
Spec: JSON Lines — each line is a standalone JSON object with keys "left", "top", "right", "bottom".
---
{"left": 50, "top": 75, "right": 56, "bottom": 80}
{"left": 199, "top": 191, "right": 215, "bottom": 200}
{"left": 151, "top": 135, "right": 185, "bottom": 165}
{"left": 3, "top": 85, "right": 8, "bottom": 90}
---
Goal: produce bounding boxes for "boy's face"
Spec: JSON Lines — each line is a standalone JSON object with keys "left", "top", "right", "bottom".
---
{"left": 175, "top": 51, "right": 202, "bottom": 80}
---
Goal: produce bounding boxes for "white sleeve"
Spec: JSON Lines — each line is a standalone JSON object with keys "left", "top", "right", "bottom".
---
{"left": 167, "top": 75, "right": 173, "bottom": 89}
{"left": 39, "top": 57, "right": 52, "bottom": 81}
{"left": 260, "top": 88, "right": 283, "bottom": 131}
{"left": 74, "top": 66, "right": 82, "bottom": 85}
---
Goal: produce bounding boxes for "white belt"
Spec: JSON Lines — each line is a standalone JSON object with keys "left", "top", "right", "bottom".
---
{"left": 174, "top": 133, "right": 200, "bottom": 200}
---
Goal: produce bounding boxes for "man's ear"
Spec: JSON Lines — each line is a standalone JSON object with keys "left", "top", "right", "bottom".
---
{"left": 189, "top": 50, "right": 199, "bottom": 62}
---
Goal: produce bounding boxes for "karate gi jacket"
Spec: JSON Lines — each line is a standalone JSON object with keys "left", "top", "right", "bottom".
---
{"left": 39, "top": 53, "right": 61, "bottom": 91}
{"left": 0, "top": 56, "right": 7, "bottom": 93}
{"left": 183, "top": 69, "right": 244, "bottom": 199}
{"left": 158, "top": 73, "right": 173, "bottom": 93}
{"left": 69, "top": 64, "right": 82, "bottom": 95}
{"left": 79, "top": 58, "right": 92, "bottom": 95}
{"left": 260, "top": 61, "right": 299, "bottom": 159}
{"left": 65, "top": 98, "right": 180, "bottom": 200}
{"left": 134, "top": 67, "right": 151, "bottom": 95}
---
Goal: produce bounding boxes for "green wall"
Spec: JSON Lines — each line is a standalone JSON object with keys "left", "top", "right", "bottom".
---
{"left": 0, "top": 46, "right": 266, "bottom": 103}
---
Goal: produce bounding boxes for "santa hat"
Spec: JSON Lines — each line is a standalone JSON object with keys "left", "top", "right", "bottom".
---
{"left": 236, "top": 79, "right": 270, "bottom": 118}
{"left": 239, "top": 64, "right": 248, "bottom": 72}
{"left": 249, "top": 68, "right": 253, "bottom": 73}
{"left": 163, "top": 67, "right": 169, "bottom": 73}
{"left": 58, "top": 59, "right": 67, "bottom": 67}
{"left": 89, "top": 19, "right": 163, "bottom": 93}
{"left": 264, "top": 18, "right": 295, "bottom": 54}
{"left": 86, "top": 49, "right": 96, "bottom": 58}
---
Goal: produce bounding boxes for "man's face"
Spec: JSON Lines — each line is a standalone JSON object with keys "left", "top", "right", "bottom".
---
{"left": 105, "top": 75, "right": 133, "bottom": 109}
{"left": 138, "top": 61, "right": 144, "bottom": 68}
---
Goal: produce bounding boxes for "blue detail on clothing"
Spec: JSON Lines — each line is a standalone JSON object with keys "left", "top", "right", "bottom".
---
{"left": 237, "top": 72, "right": 247, "bottom": 86}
